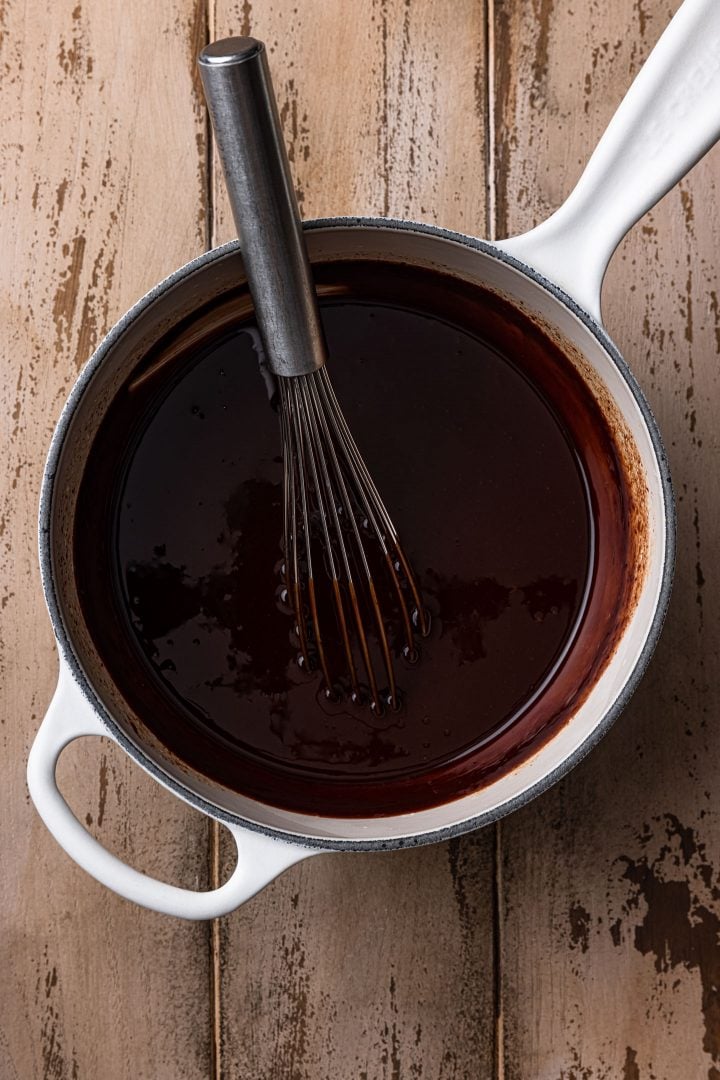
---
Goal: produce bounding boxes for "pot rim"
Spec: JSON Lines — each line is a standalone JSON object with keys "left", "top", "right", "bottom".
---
{"left": 38, "top": 216, "right": 675, "bottom": 851}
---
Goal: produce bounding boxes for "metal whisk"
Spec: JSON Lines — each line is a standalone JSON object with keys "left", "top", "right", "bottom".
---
{"left": 199, "top": 38, "right": 428, "bottom": 713}
{"left": 279, "top": 368, "right": 428, "bottom": 712}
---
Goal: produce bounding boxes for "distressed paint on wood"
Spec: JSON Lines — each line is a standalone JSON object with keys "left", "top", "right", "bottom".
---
{"left": 5, "top": 0, "right": 720, "bottom": 1077}
{"left": 210, "top": 0, "right": 489, "bottom": 235}
{"left": 210, "top": 2, "right": 496, "bottom": 1078}
{"left": 494, "top": 1, "right": 720, "bottom": 1077}
{"left": 218, "top": 839, "right": 495, "bottom": 1080}
{"left": 0, "top": 2, "right": 214, "bottom": 1078}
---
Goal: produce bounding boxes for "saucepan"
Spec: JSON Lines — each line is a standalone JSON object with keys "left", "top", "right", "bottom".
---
{"left": 27, "top": 0, "right": 720, "bottom": 918}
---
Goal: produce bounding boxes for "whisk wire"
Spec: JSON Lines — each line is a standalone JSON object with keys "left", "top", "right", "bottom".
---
{"left": 314, "top": 371, "right": 423, "bottom": 655}
{"left": 304, "top": 375, "right": 398, "bottom": 710}
{"left": 315, "top": 369, "right": 428, "bottom": 641}
{"left": 287, "top": 380, "right": 334, "bottom": 689}
{"left": 280, "top": 390, "right": 311, "bottom": 668}
{"left": 297, "top": 377, "right": 361, "bottom": 700}
{"left": 279, "top": 369, "right": 426, "bottom": 714}
{"left": 294, "top": 376, "right": 383, "bottom": 710}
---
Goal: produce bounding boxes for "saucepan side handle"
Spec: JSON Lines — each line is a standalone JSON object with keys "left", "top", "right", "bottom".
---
{"left": 496, "top": 0, "right": 720, "bottom": 323}
{"left": 27, "top": 661, "right": 318, "bottom": 919}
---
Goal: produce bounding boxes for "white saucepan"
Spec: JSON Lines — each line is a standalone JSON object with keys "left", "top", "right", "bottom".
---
{"left": 27, "top": 0, "right": 720, "bottom": 917}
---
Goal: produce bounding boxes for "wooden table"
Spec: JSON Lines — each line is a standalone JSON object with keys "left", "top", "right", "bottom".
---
{"left": 3, "top": 1, "right": 719, "bottom": 1076}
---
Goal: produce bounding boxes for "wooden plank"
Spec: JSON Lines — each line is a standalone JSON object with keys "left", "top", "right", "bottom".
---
{"left": 210, "top": 0, "right": 489, "bottom": 235}
{"left": 210, "top": 2, "right": 497, "bottom": 1077}
{"left": 0, "top": 2, "right": 214, "bottom": 1077}
{"left": 220, "top": 839, "right": 495, "bottom": 1080}
{"left": 494, "top": 1, "right": 720, "bottom": 1076}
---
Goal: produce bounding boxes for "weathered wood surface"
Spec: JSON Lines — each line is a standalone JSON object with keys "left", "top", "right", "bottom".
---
{"left": 210, "top": 5, "right": 496, "bottom": 1078}
{"left": 495, "top": 1, "right": 720, "bottom": 1077}
{"left": 0, "top": 2, "right": 213, "bottom": 1078}
{"left": 3, "top": 0, "right": 720, "bottom": 1077}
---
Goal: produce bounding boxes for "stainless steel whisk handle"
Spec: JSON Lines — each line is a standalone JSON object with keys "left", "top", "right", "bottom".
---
{"left": 198, "top": 38, "right": 327, "bottom": 378}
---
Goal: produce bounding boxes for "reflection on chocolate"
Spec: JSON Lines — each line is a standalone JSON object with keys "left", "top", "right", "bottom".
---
{"left": 75, "top": 261, "right": 633, "bottom": 816}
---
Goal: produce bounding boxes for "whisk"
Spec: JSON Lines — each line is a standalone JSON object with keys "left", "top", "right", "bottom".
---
{"left": 198, "top": 38, "right": 428, "bottom": 713}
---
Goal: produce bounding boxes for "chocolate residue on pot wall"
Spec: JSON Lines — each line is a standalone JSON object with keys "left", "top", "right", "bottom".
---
{"left": 510, "top": 296, "right": 651, "bottom": 644}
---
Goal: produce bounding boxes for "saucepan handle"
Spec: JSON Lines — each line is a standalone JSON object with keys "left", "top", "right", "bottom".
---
{"left": 496, "top": 0, "right": 720, "bottom": 322}
{"left": 27, "top": 662, "right": 317, "bottom": 919}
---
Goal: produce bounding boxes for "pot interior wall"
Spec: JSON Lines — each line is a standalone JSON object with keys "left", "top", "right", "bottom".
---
{"left": 46, "top": 223, "right": 669, "bottom": 844}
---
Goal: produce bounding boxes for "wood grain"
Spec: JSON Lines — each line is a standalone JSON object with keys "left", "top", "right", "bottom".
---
{"left": 0, "top": 2, "right": 213, "bottom": 1077}
{"left": 210, "top": 3, "right": 496, "bottom": 1078}
{"left": 210, "top": 0, "right": 489, "bottom": 235}
{"left": 5, "top": 0, "right": 720, "bottom": 1077}
{"left": 217, "top": 838, "right": 495, "bottom": 1080}
{"left": 494, "top": 1, "right": 720, "bottom": 1076}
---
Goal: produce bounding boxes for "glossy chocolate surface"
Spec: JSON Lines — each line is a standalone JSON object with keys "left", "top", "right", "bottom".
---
{"left": 75, "top": 261, "right": 633, "bottom": 816}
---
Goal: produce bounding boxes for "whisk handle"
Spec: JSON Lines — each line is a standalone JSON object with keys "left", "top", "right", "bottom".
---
{"left": 198, "top": 38, "right": 327, "bottom": 377}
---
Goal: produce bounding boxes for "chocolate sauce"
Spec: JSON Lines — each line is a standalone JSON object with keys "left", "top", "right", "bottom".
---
{"left": 75, "top": 261, "right": 634, "bottom": 816}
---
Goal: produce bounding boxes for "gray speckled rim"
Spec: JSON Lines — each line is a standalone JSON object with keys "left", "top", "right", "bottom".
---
{"left": 38, "top": 216, "right": 676, "bottom": 852}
